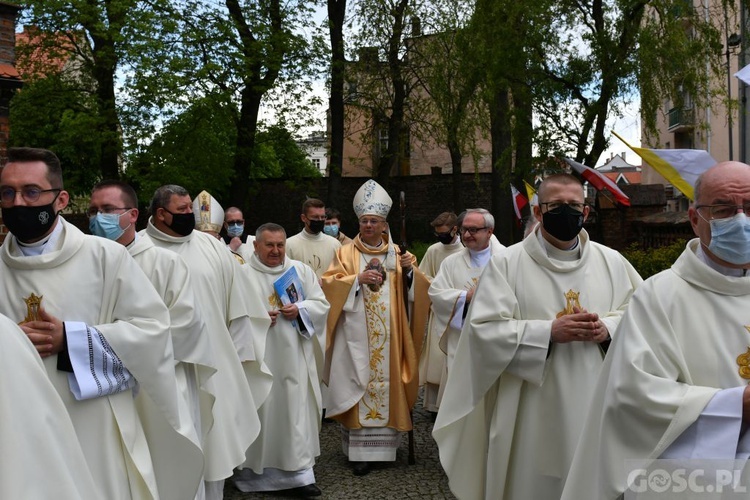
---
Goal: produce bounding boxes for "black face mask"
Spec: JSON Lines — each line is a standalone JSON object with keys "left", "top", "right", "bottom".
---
{"left": 165, "top": 210, "right": 195, "bottom": 236}
{"left": 436, "top": 231, "right": 455, "bottom": 245}
{"left": 542, "top": 205, "right": 584, "bottom": 242}
{"left": 308, "top": 219, "right": 325, "bottom": 234}
{"left": 2, "top": 200, "right": 59, "bottom": 243}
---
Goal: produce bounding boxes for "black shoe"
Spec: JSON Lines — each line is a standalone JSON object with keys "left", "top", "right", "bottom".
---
{"left": 269, "top": 484, "right": 322, "bottom": 498}
{"left": 352, "top": 461, "right": 372, "bottom": 476}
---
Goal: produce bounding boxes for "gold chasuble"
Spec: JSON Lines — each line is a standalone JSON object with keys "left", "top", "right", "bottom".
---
{"left": 321, "top": 234, "right": 430, "bottom": 431}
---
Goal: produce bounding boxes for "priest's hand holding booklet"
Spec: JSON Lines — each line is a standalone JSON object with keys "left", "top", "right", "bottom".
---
{"left": 273, "top": 266, "right": 305, "bottom": 330}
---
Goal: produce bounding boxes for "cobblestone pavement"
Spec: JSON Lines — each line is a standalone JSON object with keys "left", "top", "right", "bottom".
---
{"left": 224, "top": 392, "right": 456, "bottom": 500}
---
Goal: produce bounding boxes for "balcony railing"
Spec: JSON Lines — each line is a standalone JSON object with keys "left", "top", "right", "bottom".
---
{"left": 668, "top": 107, "right": 694, "bottom": 132}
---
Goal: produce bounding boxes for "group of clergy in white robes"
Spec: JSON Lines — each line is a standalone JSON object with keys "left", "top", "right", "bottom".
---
{"left": 0, "top": 149, "right": 205, "bottom": 500}
{"left": 432, "top": 173, "right": 643, "bottom": 500}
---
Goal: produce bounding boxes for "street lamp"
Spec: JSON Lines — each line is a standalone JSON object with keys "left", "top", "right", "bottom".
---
{"left": 727, "top": 33, "right": 742, "bottom": 161}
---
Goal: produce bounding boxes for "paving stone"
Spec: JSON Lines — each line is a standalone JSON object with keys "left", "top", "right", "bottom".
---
{"left": 224, "top": 391, "right": 456, "bottom": 499}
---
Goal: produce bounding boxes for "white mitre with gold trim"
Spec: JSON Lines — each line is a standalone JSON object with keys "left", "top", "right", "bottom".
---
{"left": 193, "top": 190, "right": 224, "bottom": 234}
{"left": 353, "top": 179, "right": 392, "bottom": 219}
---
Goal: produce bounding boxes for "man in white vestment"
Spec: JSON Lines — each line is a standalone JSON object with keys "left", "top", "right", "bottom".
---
{"left": 428, "top": 209, "right": 505, "bottom": 382}
{"left": 233, "top": 223, "right": 329, "bottom": 498}
{"left": 419, "top": 211, "right": 462, "bottom": 278}
{"left": 223, "top": 206, "right": 255, "bottom": 262}
{"left": 433, "top": 173, "right": 642, "bottom": 500}
{"left": 287, "top": 197, "right": 341, "bottom": 278}
{"left": 89, "top": 180, "right": 217, "bottom": 500}
{"left": 419, "top": 211, "right": 463, "bottom": 413}
{"left": 0, "top": 312, "right": 100, "bottom": 499}
{"left": 321, "top": 179, "right": 430, "bottom": 476}
{"left": 561, "top": 161, "right": 750, "bottom": 500}
{"left": 0, "top": 147, "right": 202, "bottom": 500}
{"left": 142, "top": 184, "right": 272, "bottom": 500}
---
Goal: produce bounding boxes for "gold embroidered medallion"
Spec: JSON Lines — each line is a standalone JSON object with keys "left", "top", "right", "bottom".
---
{"left": 21, "top": 293, "right": 43, "bottom": 323}
{"left": 736, "top": 326, "right": 750, "bottom": 380}
{"left": 556, "top": 289, "right": 581, "bottom": 318}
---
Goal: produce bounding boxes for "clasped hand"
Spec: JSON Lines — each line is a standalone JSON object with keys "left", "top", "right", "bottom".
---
{"left": 19, "top": 306, "right": 64, "bottom": 358}
{"left": 550, "top": 307, "right": 609, "bottom": 344}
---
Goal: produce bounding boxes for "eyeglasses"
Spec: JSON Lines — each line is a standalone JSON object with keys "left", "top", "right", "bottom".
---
{"left": 226, "top": 220, "right": 244, "bottom": 226}
{"left": 87, "top": 206, "right": 132, "bottom": 217}
{"left": 696, "top": 203, "right": 750, "bottom": 220}
{"left": 0, "top": 186, "right": 61, "bottom": 205}
{"left": 359, "top": 218, "right": 383, "bottom": 226}
{"left": 461, "top": 226, "right": 487, "bottom": 235}
{"left": 540, "top": 202, "right": 585, "bottom": 213}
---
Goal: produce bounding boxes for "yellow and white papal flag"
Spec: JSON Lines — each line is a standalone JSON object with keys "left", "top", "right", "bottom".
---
{"left": 613, "top": 131, "right": 716, "bottom": 200}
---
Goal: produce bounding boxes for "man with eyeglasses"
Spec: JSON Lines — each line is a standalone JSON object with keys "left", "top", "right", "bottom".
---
{"left": 143, "top": 184, "right": 272, "bottom": 500}
{"left": 0, "top": 147, "right": 194, "bottom": 499}
{"left": 287, "top": 198, "right": 342, "bottom": 279}
{"left": 321, "top": 180, "right": 430, "bottom": 477}
{"left": 434, "top": 173, "right": 642, "bottom": 500}
{"left": 223, "top": 206, "right": 255, "bottom": 262}
{"left": 563, "top": 161, "right": 750, "bottom": 499}
{"left": 418, "top": 211, "right": 463, "bottom": 414}
{"left": 428, "top": 209, "right": 505, "bottom": 372}
{"left": 89, "top": 180, "right": 213, "bottom": 500}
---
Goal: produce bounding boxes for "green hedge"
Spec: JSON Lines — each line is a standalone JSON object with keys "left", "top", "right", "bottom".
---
{"left": 621, "top": 239, "right": 687, "bottom": 280}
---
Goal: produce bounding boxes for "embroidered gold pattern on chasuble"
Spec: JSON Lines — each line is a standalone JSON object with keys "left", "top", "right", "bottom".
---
{"left": 22, "top": 293, "right": 43, "bottom": 323}
{"left": 737, "top": 326, "right": 750, "bottom": 380}
{"left": 556, "top": 289, "right": 582, "bottom": 318}
{"left": 360, "top": 261, "right": 391, "bottom": 426}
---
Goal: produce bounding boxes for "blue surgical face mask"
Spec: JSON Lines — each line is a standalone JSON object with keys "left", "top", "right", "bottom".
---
{"left": 89, "top": 211, "right": 131, "bottom": 241}
{"left": 323, "top": 224, "right": 339, "bottom": 237}
{"left": 227, "top": 223, "right": 244, "bottom": 238}
{"left": 707, "top": 213, "right": 750, "bottom": 265}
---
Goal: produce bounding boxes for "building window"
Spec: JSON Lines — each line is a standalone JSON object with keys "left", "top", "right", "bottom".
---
{"left": 379, "top": 127, "right": 389, "bottom": 153}
{"left": 312, "top": 158, "right": 321, "bottom": 171}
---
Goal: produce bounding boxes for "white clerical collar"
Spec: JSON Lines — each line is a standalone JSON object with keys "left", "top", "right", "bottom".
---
{"left": 361, "top": 239, "right": 384, "bottom": 251}
{"left": 537, "top": 230, "right": 580, "bottom": 261}
{"left": 696, "top": 244, "right": 748, "bottom": 277}
{"left": 17, "top": 218, "right": 63, "bottom": 256}
{"left": 125, "top": 231, "right": 139, "bottom": 249}
{"left": 468, "top": 244, "right": 492, "bottom": 268}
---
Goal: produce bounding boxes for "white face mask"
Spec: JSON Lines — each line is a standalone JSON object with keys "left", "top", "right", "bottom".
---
{"left": 707, "top": 213, "right": 750, "bottom": 265}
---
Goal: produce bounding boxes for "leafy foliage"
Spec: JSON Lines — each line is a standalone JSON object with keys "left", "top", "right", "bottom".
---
{"left": 622, "top": 239, "right": 687, "bottom": 279}
{"left": 9, "top": 75, "right": 103, "bottom": 196}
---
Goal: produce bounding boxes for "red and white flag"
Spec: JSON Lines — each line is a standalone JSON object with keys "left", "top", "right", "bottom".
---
{"left": 564, "top": 157, "right": 631, "bottom": 206}
{"left": 511, "top": 184, "right": 528, "bottom": 221}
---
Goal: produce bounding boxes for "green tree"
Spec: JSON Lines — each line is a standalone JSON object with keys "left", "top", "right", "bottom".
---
{"left": 18, "top": 0, "right": 175, "bottom": 180}
{"left": 409, "top": 1, "right": 487, "bottom": 212}
{"left": 139, "top": 0, "right": 325, "bottom": 208}
{"left": 9, "top": 75, "right": 103, "bottom": 197}
{"left": 124, "top": 95, "right": 237, "bottom": 201}
{"left": 326, "top": 0, "right": 348, "bottom": 209}
{"left": 252, "top": 125, "right": 322, "bottom": 179}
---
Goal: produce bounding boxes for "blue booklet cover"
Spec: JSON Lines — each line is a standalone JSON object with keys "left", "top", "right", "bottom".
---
{"left": 273, "top": 266, "right": 305, "bottom": 329}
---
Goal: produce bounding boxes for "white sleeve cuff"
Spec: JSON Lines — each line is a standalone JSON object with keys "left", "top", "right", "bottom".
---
{"left": 65, "top": 321, "right": 135, "bottom": 401}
